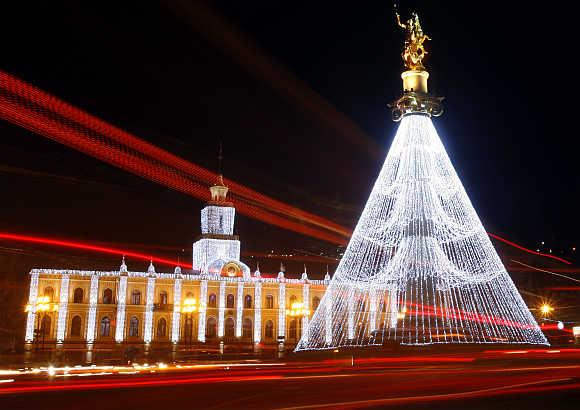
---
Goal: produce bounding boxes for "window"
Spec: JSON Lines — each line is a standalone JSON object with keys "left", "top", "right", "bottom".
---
{"left": 266, "top": 295, "right": 274, "bottom": 309}
{"left": 131, "top": 290, "right": 141, "bottom": 305}
{"left": 186, "top": 292, "right": 194, "bottom": 298}
{"left": 226, "top": 294, "right": 235, "bottom": 309}
{"left": 208, "top": 293, "right": 217, "bottom": 308}
{"left": 265, "top": 320, "right": 274, "bottom": 339}
{"left": 73, "top": 288, "right": 84, "bottom": 303}
{"left": 43, "top": 286, "right": 55, "bottom": 302}
{"left": 289, "top": 319, "right": 298, "bottom": 340}
{"left": 225, "top": 317, "right": 235, "bottom": 337}
{"left": 244, "top": 294, "right": 252, "bottom": 309}
{"left": 206, "top": 317, "right": 217, "bottom": 338}
{"left": 40, "top": 315, "right": 51, "bottom": 337}
{"left": 129, "top": 316, "right": 139, "bottom": 337}
{"left": 159, "top": 291, "right": 168, "bottom": 305}
{"left": 312, "top": 296, "right": 321, "bottom": 311}
{"left": 242, "top": 318, "right": 252, "bottom": 339}
{"left": 71, "top": 315, "right": 82, "bottom": 337}
{"left": 103, "top": 288, "right": 113, "bottom": 304}
{"left": 157, "top": 318, "right": 167, "bottom": 338}
{"left": 100, "top": 317, "right": 111, "bottom": 337}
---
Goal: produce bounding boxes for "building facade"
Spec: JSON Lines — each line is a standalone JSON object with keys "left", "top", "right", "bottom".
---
{"left": 24, "top": 178, "right": 330, "bottom": 349}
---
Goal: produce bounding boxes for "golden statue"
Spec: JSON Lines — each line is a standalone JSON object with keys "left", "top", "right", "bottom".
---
{"left": 396, "top": 11, "right": 431, "bottom": 71}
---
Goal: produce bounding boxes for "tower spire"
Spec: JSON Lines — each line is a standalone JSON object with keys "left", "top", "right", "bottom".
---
{"left": 209, "top": 141, "right": 229, "bottom": 202}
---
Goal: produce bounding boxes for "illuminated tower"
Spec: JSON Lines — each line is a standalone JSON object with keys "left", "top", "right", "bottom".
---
{"left": 192, "top": 175, "right": 241, "bottom": 273}
{"left": 296, "top": 12, "right": 547, "bottom": 350}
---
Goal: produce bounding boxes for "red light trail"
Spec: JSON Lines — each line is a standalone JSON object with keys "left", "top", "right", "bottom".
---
{"left": 0, "top": 70, "right": 574, "bottom": 265}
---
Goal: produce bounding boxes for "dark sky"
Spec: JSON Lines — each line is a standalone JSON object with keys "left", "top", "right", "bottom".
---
{"left": 0, "top": 0, "right": 577, "bottom": 275}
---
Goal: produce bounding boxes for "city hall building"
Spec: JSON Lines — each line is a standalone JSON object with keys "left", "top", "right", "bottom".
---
{"left": 24, "top": 178, "right": 330, "bottom": 349}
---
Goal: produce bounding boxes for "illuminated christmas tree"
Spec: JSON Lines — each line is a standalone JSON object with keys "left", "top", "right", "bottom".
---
{"left": 296, "top": 11, "right": 547, "bottom": 350}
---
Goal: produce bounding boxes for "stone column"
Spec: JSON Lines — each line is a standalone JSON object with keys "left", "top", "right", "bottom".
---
{"left": 197, "top": 280, "right": 208, "bottom": 342}
{"left": 85, "top": 275, "right": 99, "bottom": 343}
{"left": 143, "top": 276, "right": 155, "bottom": 343}
{"left": 302, "top": 283, "right": 310, "bottom": 342}
{"left": 56, "top": 274, "right": 70, "bottom": 343}
{"left": 25, "top": 272, "right": 40, "bottom": 343}
{"left": 217, "top": 281, "right": 225, "bottom": 338}
{"left": 235, "top": 281, "right": 244, "bottom": 337}
{"left": 115, "top": 275, "right": 128, "bottom": 342}
{"left": 171, "top": 278, "right": 182, "bottom": 343}
{"left": 278, "top": 283, "right": 286, "bottom": 339}
{"left": 253, "top": 282, "right": 262, "bottom": 343}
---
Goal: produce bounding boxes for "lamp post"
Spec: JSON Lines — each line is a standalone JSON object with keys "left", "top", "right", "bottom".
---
{"left": 286, "top": 302, "right": 310, "bottom": 344}
{"left": 180, "top": 297, "right": 197, "bottom": 351}
{"left": 25, "top": 296, "right": 59, "bottom": 351}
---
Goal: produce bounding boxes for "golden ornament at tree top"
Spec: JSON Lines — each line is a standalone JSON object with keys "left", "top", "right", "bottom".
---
{"left": 396, "top": 11, "right": 431, "bottom": 71}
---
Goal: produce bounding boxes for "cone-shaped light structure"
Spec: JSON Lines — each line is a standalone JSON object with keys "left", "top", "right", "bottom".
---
{"left": 296, "top": 12, "right": 546, "bottom": 350}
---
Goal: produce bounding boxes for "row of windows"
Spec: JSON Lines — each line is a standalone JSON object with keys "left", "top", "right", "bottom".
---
{"left": 38, "top": 315, "right": 293, "bottom": 340}
{"left": 41, "top": 286, "right": 322, "bottom": 309}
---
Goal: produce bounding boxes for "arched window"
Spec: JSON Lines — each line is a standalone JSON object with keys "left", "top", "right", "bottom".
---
{"left": 157, "top": 318, "right": 167, "bottom": 338}
{"left": 225, "top": 317, "right": 235, "bottom": 337}
{"left": 244, "top": 294, "right": 252, "bottom": 309}
{"left": 312, "top": 296, "right": 321, "bottom": 311}
{"left": 266, "top": 295, "right": 274, "bottom": 309}
{"left": 131, "top": 290, "right": 141, "bottom": 305}
{"left": 43, "top": 286, "right": 55, "bottom": 302}
{"left": 186, "top": 292, "right": 194, "bottom": 298}
{"left": 41, "top": 315, "right": 51, "bottom": 337}
{"left": 100, "top": 317, "right": 111, "bottom": 337}
{"left": 129, "top": 316, "right": 139, "bottom": 337}
{"left": 289, "top": 318, "right": 298, "bottom": 340}
{"left": 242, "top": 318, "right": 252, "bottom": 339}
{"left": 159, "top": 291, "right": 168, "bottom": 305}
{"left": 70, "top": 315, "right": 82, "bottom": 337}
{"left": 289, "top": 294, "right": 297, "bottom": 306}
{"left": 226, "top": 294, "right": 235, "bottom": 308}
{"left": 265, "top": 320, "right": 274, "bottom": 339}
{"left": 102, "top": 288, "right": 113, "bottom": 304}
{"left": 73, "top": 288, "right": 84, "bottom": 303}
{"left": 206, "top": 317, "right": 217, "bottom": 338}
{"left": 208, "top": 293, "right": 217, "bottom": 308}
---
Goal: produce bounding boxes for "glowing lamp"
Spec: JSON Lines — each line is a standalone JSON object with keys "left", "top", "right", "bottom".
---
{"left": 557, "top": 321, "right": 564, "bottom": 330}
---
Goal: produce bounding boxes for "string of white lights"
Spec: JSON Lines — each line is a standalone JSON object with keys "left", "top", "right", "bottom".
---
{"left": 296, "top": 115, "right": 547, "bottom": 350}
{"left": 235, "top": 282, "right": 244, "bottom": 337}
{"left": 115, "top": 275, "right": 128, "bottom": 343}
{"left": 25, "top": 272, "right": 39, "bottom": 342}
{"left": 254, "top": 281, "right": 262, "bottom": 343}
{"left": 171, "top": 278, "right": 182, "bottom": 343}
{"left": 197, "top": 280, "right": 208, "bottom": 342}
{"left": 143, "top": 276, "right": 155, "bottom": 343}
{"left": 56, "top": 274, "right": 70, "bottom": 343}
{"left": 85, "top": 275, "right": 99, "bottom": 343}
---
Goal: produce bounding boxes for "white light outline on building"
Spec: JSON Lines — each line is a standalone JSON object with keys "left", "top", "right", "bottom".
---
{"left": 56, "top": 274, "right": 70, "bottom": 342}
{"left": 235, "top": 282, "right": 243, "bottom": 338}
{"left": 25, "top": 272, "right": 40, "bottom": 342}
{"left": 171, "top": 278, "right": 182, "bottom": 343}
{"left": 197, "top": 280, "right": 208, "bottom": 342}
{"left": 278, "top": 283, "right": 286, "bottom": 338}
{"left": 254, "top": 281, "right": 262, "bottom": 343}
{"left": 218, "top": 281, "right": 226, "bottom": 337}
{"left": 302, "top": 283, "right": 310, "bottom": 343}
{"left": 115, "top": 276, "right": 128, "bottom": 343}
{"left": 143, "top": 277, "right": 155, "bottom": 343}
{"left": 85, "top": 275, "right": 99, "bottom": 343}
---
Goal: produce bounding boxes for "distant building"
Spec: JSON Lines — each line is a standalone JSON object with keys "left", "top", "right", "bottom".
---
{"left": 24, "top": 177, "right": 329, "bottom": 349}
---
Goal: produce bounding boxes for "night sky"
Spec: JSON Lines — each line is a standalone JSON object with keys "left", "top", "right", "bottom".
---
{"left": 0, "top": 1, "right": 577, "bottom": 276}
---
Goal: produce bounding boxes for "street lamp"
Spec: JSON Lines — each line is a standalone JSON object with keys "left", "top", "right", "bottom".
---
{"left": 179, "top": 297, "right": 197, "bottom": 351}
{"left": 286, "top": 302, "right": 310, "bottom": 343}
{"left": 25, "top": 296, "right": 59, "bottom": 351}
{"left": 540, "top": 304, "right": 554, "bottom": 316}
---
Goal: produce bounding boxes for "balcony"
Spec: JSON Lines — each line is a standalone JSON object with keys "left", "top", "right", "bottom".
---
{"left": 153, "top": 303, "right": 174, "bottom": 312}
